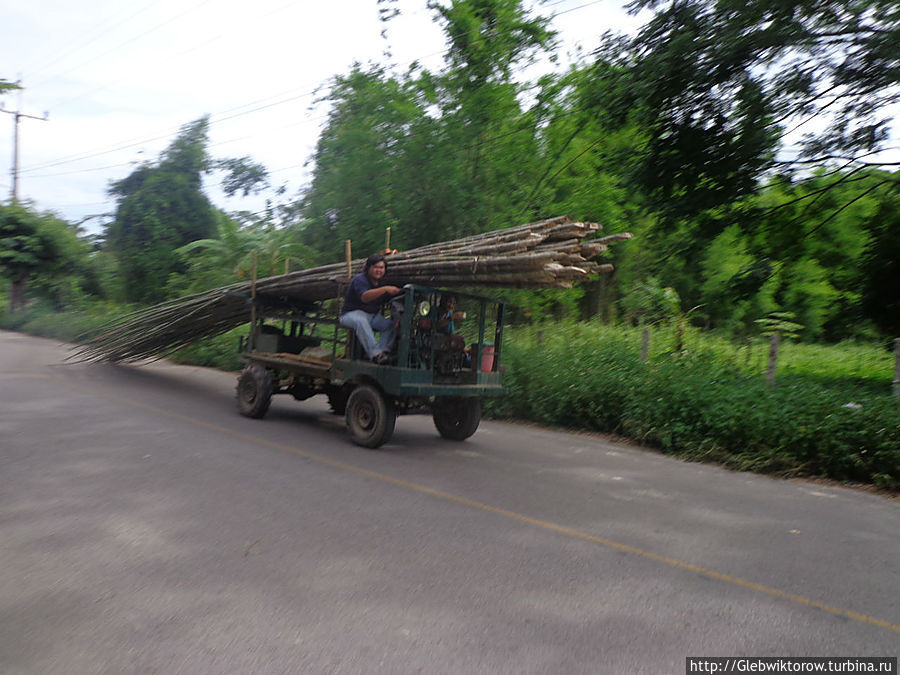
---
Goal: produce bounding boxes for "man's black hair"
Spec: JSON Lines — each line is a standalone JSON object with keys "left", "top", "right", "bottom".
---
{"left": 363, "top": 253, "right": 387, "bottom": 274}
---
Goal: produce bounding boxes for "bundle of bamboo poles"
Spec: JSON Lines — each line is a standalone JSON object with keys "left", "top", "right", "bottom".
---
{"left": 72, "top": 216, "right": 631, "bottom": 363}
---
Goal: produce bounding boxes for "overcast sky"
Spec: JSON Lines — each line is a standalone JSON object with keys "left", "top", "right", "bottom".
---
{"left": 0, "top": 0, "right": 649, "bottom": 231}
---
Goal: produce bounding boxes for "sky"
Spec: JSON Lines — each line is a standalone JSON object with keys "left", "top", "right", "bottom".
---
{"left": 0, "top": 0, "right": 648, "bottom": 231}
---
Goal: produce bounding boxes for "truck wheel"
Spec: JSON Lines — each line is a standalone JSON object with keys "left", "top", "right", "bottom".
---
{"left": 236, "top": 364, "right": 273, "bottom": 418}
{"left": 432, "top": 396, "right": 481, "bottom": 441}
{"left": 345, "top": 385, "right": 395, "bottom": 449}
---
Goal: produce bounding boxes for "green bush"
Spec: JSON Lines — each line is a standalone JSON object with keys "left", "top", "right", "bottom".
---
{"left": 1, "top": 301, "right": 245, "bottom": 372}
{"left": 493, "top": 323, "right": 900, "bottom": 490}
{"left": 0, "top": 301, "right": 121, "bottom": 342}
{"left": 169, "top": 328, "right": 244, "bottom": 371}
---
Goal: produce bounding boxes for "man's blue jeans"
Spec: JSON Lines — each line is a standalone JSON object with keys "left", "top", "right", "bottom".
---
{"left": 339, "top": 310, "right": 396, "bottom": 358}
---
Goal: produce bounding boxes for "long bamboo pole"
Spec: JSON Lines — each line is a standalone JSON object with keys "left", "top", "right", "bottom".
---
{"left": 71, "top": 217, "right": 631, "bottom": 363}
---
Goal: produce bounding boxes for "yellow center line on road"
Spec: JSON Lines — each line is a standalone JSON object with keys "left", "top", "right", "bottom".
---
{"left": 51, "top": 373, "right": 900, "bottom": 636}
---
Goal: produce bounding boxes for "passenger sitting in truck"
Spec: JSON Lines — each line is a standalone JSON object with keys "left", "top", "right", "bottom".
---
{"left": 436, "top": 294, "right": 467, "bottom": 350}
{"left": 339, "top": 253, "right": 401, "bottom": 365}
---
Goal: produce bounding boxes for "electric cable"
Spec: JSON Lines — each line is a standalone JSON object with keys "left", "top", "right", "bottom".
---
{"left": 21, "top": 0, "right": 607, "bottom": 175}
{"left": 37, "top": 0, "right": 303, "bottom": 112}
{"left": 12, "top": 0, "right": 619, "bottom": 211}
{"left": 28, "top": 0, "right": 218, "bottom": 89}
{"left": 25, "top": 1, "right": 159, "bottom": 80}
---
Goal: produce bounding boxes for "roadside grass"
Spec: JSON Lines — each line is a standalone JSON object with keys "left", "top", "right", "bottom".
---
{"left": 0, "top": 301, "right": 244, "bottom": 370}
{"left": 491, "top": 323, "right": 899, "bottom": 490}
{"left": 4, "top": 304, "right": 898, "bottom": 489}
{"left": 167, "top": 328, "right": 244, "bottom": 371}
{"left": 0, "top": 301, "right": 126, "bottom": 343}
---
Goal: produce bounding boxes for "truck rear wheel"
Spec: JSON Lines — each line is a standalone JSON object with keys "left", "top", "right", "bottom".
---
{"left": 236, "top": 364, "right": 273, "bottom": 418}
{"left": 345, "top": 385, "right": 396, "bottom": 449}
{"left": 432, "top": 396, "right": 481, "bottom": 441}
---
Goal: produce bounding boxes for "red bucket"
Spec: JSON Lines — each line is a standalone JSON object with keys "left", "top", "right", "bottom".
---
{"left": 471, "top": 343, "right": 494, "bottom": 372}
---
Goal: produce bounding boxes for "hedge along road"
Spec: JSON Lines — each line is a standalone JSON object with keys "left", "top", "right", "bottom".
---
{"left": 1, "top": 329, "right": 898, "bottom": 674}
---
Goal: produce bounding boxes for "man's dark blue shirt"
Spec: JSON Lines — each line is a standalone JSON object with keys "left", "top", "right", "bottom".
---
{"left": 341, "top": 272, "right": 383, "bottom": 315}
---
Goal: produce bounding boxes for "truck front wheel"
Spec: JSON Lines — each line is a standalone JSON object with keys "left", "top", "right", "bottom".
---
{"left": 432, "top": 397, "right": 481, "bottom": 441}
{"left": 236, "top": 364, "right": 273, "bottom": 418}
{"left": 345, "top": 385, "right": 396, "bottom": 449}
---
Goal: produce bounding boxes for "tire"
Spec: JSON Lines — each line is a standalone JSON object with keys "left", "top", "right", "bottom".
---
{"left": 236, "top": 364, "right": 273, "bottom": 418}
{"left": 345, "top": 385, "right": 396, "bottom": 449}
{"left": 432, "top": 396, "right": 481, "bottom": 441}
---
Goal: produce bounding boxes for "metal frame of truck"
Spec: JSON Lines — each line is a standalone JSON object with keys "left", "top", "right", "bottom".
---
{"left": 234, "top": 283, "right": 506, "bottom": 448}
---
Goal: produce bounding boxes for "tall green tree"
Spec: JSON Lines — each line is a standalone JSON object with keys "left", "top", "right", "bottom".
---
{"left": 0, "top": 203, "right": 89, "bottom": 312}
{"left": 302, "top": 66, "right": 423, "bottom": 256}
{"left": 860, "top": 190, "right": 900, "bottom": 336}
{"left": 424, "top": 0, "right": 556, "bottom": 235}
{"left": 748, "top": 170, "right": 887, "bottom": 338}
{"left": 601, "top": 0, "right": 900, "bottom": 221}
{"left": 167, "top": 210, "right": 316, "bottom": 296}
{"left": 677, "top": 168, "right": 896, "bottom": 339}
{"left": 106, "top": 117, "right": 218, "bottom": 304}
{"left": 0, "top": 204, "right": 58, "bottom": 311}
{"left": 301, "top": 0, "right": 560, "bottom": 256}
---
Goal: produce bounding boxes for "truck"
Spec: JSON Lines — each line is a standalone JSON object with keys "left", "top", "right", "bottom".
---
{"left": 234, "top": 283, "right": 506, "bottom": 449}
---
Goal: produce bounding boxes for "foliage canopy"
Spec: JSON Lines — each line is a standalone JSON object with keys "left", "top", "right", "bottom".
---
{"left": 605, "top": 0, "right": 900, "bottom": 218}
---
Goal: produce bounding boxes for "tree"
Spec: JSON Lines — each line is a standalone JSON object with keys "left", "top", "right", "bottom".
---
{"left": 575, "top": 0, "right": 899, "bottom": 337}
{"left": 746, "top": 170, "right": 888, "bottom": 338}
{"left": 430, "top": 0, "right": 554, "bottom": 86}
{"left": 425, "top": 0, "right": 556, "bottom": 235}
{"left": 301, "top": 0, "right": 562, "bottom": 255}
{"left": 601, "top": 0, "right": 899, "bottom": 221}
{"left": 700, "top": 225, "right": 762, "bottom": 332}
{"left": 0, "top": 203, "right": 81, "bottom": 312}
{"left": 860, "top": 191, "right": 900, "bottom": 336}
{"left": 215, "top": 157, "right": 270, "bottom": 198}
{"left": 105, "top": 116, "right": 269, "bottom": 303}
{"left": 503, "top": 62, "right": 645, "bottom": 319}
{"left": 106, "top": 117, "right": 218, "bottom": 304}
{"left": 0, "top": 78, "right": 21, "bottom": 95}
{"left": 301, "top": 66, "right": 423, "bottom": 256}
{"left": 166, "top": 210, "right": 315, "bottom": 296}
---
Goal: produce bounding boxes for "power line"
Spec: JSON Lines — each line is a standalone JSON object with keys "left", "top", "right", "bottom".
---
{"left": 19, "top": 76, "right": 334, "bottom": 175}
{"left": 29, "top": 0, "right": 217, "bottom": 89}
{"left": 38, "top": 31, "right": 227, "bottom": 113}
{"left": 1, "top": 105, "right": 49, "bottom": 201}
{"left": 551, "top": 0, "right": 606, "bottom": 18}
{"left": 38, "top": 0, "right": 303, "bottom": 113}
{"left": 14, "top": 0, "right": 611, "bottom": 188}
{"left": 19, "top": 128, "right": 185, "bottom": 174}
{"left": 46, "top": 200, "right": 114, "bottom": 209}
{"left": 24, "top": 161, "right": 136, "bottom": 179}
{"left": 26, "top": 1, "right": 159, "bottom": 80}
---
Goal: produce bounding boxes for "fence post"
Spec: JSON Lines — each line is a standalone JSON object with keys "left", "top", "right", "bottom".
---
{"left": 641, "top": 327, "right": 650, "bottom": 362}
{"left": 765, "top": 332, "right": 780, "bottom": 386}
{"left": 345, "top": 240, "right": 352, "bottom": 280}
{"left": 893, "top": 337, "right": 900, "bottom": 398}
{"left": 249, "top": 251, "right": 258, "bottom": 351}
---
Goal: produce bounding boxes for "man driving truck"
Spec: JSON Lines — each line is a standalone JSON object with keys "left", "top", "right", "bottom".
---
{"left": 339, "top": 253, "right": 401, "bottom": 365}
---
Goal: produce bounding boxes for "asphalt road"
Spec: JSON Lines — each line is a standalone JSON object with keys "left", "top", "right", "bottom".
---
{"left": 1, "top": 329, "right": 898, "bottom": 674}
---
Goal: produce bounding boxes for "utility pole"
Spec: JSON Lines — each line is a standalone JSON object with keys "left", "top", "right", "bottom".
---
{"left": 0, "top": 104, "right": 48, "bottom": 203}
